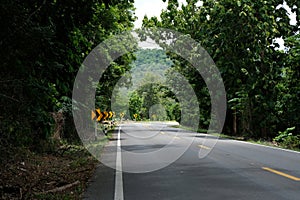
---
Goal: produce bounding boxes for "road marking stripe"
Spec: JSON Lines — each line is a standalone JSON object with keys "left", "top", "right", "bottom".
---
{"left": 114, "top": 126, "right": 124, "bottom": 200}
{"left": 160, "top": 131, "right": 165, "bottom": 134}
{"left": 262, "top": 167, "right": 300, "bottom": 181}
{"left": 198, "top": 145, "right": 211, "bottom": 150}
{"left": 174, "top": 136, "right": 180, "bottom": 139}
{"left": 234, "top": 140, "right": 300, "bottom": 154}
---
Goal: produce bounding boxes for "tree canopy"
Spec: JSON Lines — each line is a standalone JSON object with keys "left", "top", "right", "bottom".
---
{"left": 142, "top": 0, "right": 300, "bottom": 142}
{"left": 1, "top": 0, "right": 300, "bottom": 153}
{"left": 0, "top": 0, "right": 135, "bottom": 152}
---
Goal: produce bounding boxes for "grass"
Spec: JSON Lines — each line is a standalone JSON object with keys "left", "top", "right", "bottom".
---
{"left": 85, "top": 132, "right": 113, "bottom": 159}
{"left": 170, "top": 124, "right": 198, "bottom": 132}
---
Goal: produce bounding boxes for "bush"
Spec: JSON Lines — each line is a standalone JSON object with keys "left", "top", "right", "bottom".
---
{"left": 274, "top": 127, "right": 300, "bottom": 149}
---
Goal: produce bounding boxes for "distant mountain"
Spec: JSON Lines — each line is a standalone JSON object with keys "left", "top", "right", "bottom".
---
{"left": 111, "top": 48, "right": 174, "bottom": 113}
{"left": 129, "top": 48, "right": 173, "bottom": 88}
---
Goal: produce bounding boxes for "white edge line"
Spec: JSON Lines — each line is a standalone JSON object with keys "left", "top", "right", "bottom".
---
{"left": 114, "top": 126, "right": 124, "bottom": 200}
{"left": 233, "top": 139, "right": 300, "bottom": 154}
{"left": 174, "top": 126, "right": 300, "bottom": 154}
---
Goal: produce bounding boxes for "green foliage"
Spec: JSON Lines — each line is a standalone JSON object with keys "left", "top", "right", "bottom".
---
{"left": 276, "top": 34, "right": 300, "bottom": 134}
{"left": 131, "top": 49, "right": 173, "bottom": 82}
{"left": 0, "top": 0, "right": 135, "bottom": 151}
{"left": 142, "top": 0, "right": 300, "bottom": 140}
{"left": 139, "top": 83, "right": 161, "bottom": 119}
{"left": 129, "top": 91, "right": 143, "bottom": 119}
{"left": 123, "top": 48, "right": 182, "bottom": 121}
{"left": 274, "top": 127, "right": 300, "bottom": 149}
{"left": 128, "top": 82, "right": 181, "bottom": 122}
{"left": 274, "top": 127, "right": 296, "bottom": 143}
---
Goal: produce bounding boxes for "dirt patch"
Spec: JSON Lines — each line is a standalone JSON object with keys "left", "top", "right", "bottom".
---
{"left": 0, "top": 145, "right": 98, "bottom": 199}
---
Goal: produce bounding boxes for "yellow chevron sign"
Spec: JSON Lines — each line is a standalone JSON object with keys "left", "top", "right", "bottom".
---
{"left": 103, "top": 111, "right": 109, "bottom": 120}
{"left": 109, "top": 111, "right": 113, "bottom": 118}
{"left": 91, "top": 109, "right": 103, "bottom": 121}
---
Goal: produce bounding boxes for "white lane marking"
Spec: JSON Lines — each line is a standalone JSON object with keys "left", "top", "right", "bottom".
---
{"left": 114, "top": 126, "right": 124, "bottom": 200}
{"left": 233, "top": 140, "right": 300, "bottom": 154}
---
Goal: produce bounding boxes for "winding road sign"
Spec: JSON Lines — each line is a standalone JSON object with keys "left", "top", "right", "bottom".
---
{"left": 109, "top": 111, "right": 113, "bottom": 118}
{"left": 103, "top": 111, "right": 109, "bottom": 120}
{"left": 91, "top": 109, "right": 103, "bottom": 121}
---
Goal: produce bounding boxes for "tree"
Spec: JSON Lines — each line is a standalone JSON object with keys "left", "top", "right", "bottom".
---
{"left": 0, "top": 0, "right": 136, "bottom": 151}
{"left": 142, "top": 0, "right": 299, "bottom": 138}
{"left": 276, "top": 34, "right": 300, "bottom": 133}
{"left": 129, "top": 91, "right": 143, "bottom": 120}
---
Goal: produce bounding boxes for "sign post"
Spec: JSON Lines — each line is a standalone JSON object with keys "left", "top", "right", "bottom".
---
{"left": 119, "top": 112, "right": 124, "bottom": 121}
{"left": 94, "top": 121, "right": 97, "bottom": 141}
{"left": 91, "top": 109, "right": 102, "bottom": 141}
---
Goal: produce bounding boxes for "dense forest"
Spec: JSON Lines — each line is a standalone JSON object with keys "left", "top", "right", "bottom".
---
{"left": 142, "top": 0, "right": 300, "bottom": 148}
{"left": 1, "top": 0, "right": 300, "bottom": 158}
{"left": 0, "top": 0, "right": 135, "bottom": 152}
{"left": 0, "top": 0, "right": 299, "bottom": 197}
{"left": 1, "top": 0, "right": 300, "bottom": 156}
{"left": 112, "top": 49, "right": 177, "bottom": 121}
{"left": 0, "top": 1, "right": 136, "bottom": 198}
{"left": 130, "top": 49, "right": 173, "bottom": 85}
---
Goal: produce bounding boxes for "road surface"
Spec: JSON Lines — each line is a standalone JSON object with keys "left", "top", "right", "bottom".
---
{"left": 84, "top": 121, "right": 300, "bottom": 200}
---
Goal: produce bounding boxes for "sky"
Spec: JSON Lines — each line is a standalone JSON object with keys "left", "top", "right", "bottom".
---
{"left": 133, "top": 0, "right": 167, "bottom": 28}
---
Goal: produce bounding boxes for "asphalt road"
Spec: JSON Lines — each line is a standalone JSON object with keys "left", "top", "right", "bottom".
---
{"left": 84, "top": 122, "right": 300, "bottom": 200}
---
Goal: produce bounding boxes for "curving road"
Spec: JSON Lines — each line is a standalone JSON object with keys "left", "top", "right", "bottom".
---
{"left": 84, "top": 121, "right": 300, "bottom": 200}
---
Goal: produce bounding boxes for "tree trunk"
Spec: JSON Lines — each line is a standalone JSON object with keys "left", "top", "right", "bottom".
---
{"left": 51, "top": 111, "right": 64, "bottom": 140}
{"left": 233, "top": 109, "right": 237, "bottom": 135}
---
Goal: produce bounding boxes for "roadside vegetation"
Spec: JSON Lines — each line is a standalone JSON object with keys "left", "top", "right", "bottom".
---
{"left": 141, "top": 0, "right": 300, "bottom": 149}
{"left": 1, "top": 0, "right": 135, "bottom": 198}
{"left": 1, "top": 0, "right": 299, "bottom": 198}
{"left": 1, "top": 145, "right": 98, "bottom": 199}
